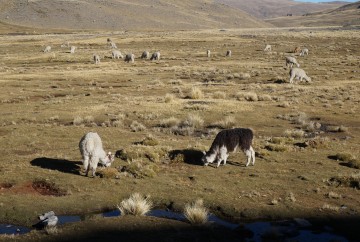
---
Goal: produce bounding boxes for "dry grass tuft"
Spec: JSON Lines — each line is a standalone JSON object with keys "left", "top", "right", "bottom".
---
{"left": 189, "top": 87, "right": 204, "bottom": 99}
{"left": 326, "top": 191, "right": 342, "bottom": 199}
{"left": 183, "top": 114, "right": 204, "bottom": 129}
{"left": 184, "top": 199, "right": 208, "bottom": 225}
{"left": 159, "top": 117, "right": 180, "bottom": 128}
{"left": 212, "top": 91, "right": 226, "bottom": 99}
{"left": 214, "top": 116, "right": 236, "bottom": 129}
{"left": 45, "top": 226, "right": 60, "bottom": 235}
{"left": 284, "top": 129, "right": 305, "bottom": 139}
{"left": 117, "top": 193, "right": 152, "bottom": 216}
{"left": 130, "top": 121, "right": 146, "bottom": 132}
{"left": 139, "top": 134, "right": 159, "bottom": 146}
{"left": 321, "top": 203, "right": 340, "bottom": 212}
{"left": 244, "top": 92, "right": 258, "bottom": 102}
{"left": 258, "top": 94, "right": 272, "bottom": 101}
{"left": 165, "top": 93, "right": 176, "bottom": 103}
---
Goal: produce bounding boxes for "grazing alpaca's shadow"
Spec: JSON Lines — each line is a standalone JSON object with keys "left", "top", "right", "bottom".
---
{"left": 31, "top": 157, "right": 82, "bottom": 175}
{"left": 168, "top": 149, "right": 204, "bottom": 166}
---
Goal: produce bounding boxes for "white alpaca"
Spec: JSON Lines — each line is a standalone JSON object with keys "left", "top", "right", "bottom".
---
{"left": 202, "top": 128, "right": 255, "bottom": 168}
{"left": 110, "top": 42, "right": 117, "bottom": 49}
{"left": 93, "top": 54, "right": 100, "bottom": 64}
{"left": 70, "top": 46, "right": 76, "bottom": 54}
{"left": 112, "top": 50, "right": 123, "bottom": 59}
{"left": 79, "top": 132, "right": 114, "bottom": 177}
{"left": 264, "top": 44, "right": 272, "bottom": 52}
{"left": 206, "top": 49, "right": 211, "bottom": 58}
{"left": 289, "top": 68, "right": 311, "bottom": 84}
{"left": 285, "top": 56, "right": 300, "bottom": 68}
{"left": 150, "top": 51, "right": 160, "bottom": 61}
{"left": 43, "top": 46, "right": 51, "bottom": 53}
{"left": 299, "top": 48, "right": 309, "bottom": 56}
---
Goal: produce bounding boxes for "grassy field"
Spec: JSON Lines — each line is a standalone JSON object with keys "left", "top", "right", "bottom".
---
{"left": 0, "top": 25, "right": 359, "bottom": 241}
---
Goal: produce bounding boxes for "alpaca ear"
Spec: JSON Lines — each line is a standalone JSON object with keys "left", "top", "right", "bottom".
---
{"left": 203, "top": 151, "right": 206, "bottom": 155}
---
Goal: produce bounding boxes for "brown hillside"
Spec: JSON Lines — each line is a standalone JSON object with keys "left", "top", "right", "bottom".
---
{"left": 215, "top": 0, "right": 348, "bottom": 19}
{"left": 0, "top": 0, "right": 271, "bottom": 31}
{"left": 267, "top": 1, "right": 360, "bottom": 27}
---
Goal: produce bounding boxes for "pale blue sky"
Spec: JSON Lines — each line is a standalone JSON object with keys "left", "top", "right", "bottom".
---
{"left": 295, "top": 0, "right": 357, "bottom": 2}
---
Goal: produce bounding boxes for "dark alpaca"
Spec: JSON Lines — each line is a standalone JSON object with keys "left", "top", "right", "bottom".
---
{"left": 202, "top": 128, "right": 255, "bottom": 167}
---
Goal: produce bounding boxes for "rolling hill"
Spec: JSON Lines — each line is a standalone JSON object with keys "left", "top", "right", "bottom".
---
{"left": 0, "top": 0, "right": 271, "bottom": 31}
{"left": 267, "top": 1, "right": 360, "bottom": 27}
{"left": 215, "top": 0, "right": 348, "bottom": 19}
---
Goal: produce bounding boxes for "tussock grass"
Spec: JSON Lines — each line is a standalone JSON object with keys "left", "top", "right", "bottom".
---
{"left": 244, "top": 92, "right": 258, "bottom": 102}
{"left": 214, "top": 116, "right": 236, "bottom": 129}
{"left": 165, "top": 93, "right": 176, "bottom": 103}
{"left": 328, "top": 173, "right": 360, "bottom": 189}
{"left": 139, "top": 135, "right": 159, "bottom": 146}
{"left": 212, "top": 91, "right": 226, "bottom": 99}
{"left": 184, "top": 199, "right": 208, "bottom": 225}
{"left": 183, "top": 114, "right": 204, "bottom": 129}
{"left": 159, "top": 117, "right": 180, "bottom": 128}
{"left": 258, "top": 94, "right": 272, "bottom": 101}
{"left": 321, "top": 203, "right": 340, "bottom": 212}
{"left": 117, "top": 193, "right": 152, "bottom": 216}
{"left": 284, "top": 129, "right": 305, "bottom": 138}
{"left": 189, "top": 87, "right": 204, "bottom": 99}
{"left": 130, "top": 121, "right": 146, "bottom": 132}
{"left": 45, "top": 226, "right": 60, "bottom": 235}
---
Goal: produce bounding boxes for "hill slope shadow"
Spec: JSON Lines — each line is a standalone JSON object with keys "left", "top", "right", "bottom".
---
{"left": 31, "top": 157, "right": 82, "bottom": 175}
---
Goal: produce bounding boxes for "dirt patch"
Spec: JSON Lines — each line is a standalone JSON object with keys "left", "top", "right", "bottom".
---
{"left": 32, "top": 179, "right": 67, "bottom": 196}
{"left": 0, "top": 182, "right": 14, "bottom": 189}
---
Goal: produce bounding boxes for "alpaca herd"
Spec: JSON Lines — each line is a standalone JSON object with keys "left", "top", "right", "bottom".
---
{"left": 263, "top": 44, "right": 311, "bottom": 84}
{"left": 45, "top": 38, "right": 314, "bottom": 176}
{"left": 43, "top": 38, "right": 312, "bottom": 85}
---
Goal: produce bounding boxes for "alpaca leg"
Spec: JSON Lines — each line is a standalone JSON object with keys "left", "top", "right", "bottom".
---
{"left": 89, "top": 157, "right": 98, "bottom": 177}
{"left": 245, "top": 149, "right": 252, "bottom": 167}
{"left": 250, "top": 146, "right": 255, "bottom": 166}
{"left": 83, "top": 155, "right": 90, "bottom": 176}
{"left": 223, "top": 154, "right": 229, "bottom": 165}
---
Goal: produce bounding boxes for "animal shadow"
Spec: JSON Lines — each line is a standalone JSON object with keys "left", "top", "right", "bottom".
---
{"left": 31, "top": 157, "right": 82, "bottom": 175}
{"left": 168, "top": 149, "right": 204, "bottom": 166}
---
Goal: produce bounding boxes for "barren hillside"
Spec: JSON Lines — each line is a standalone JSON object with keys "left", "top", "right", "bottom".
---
{"left": 0, "top": 0, "right": 271, "bottom": 31}
{"left": 216, "top": 0, "right": 348, "bottom": 19}
{"left": 267, "top": 1, "right": 360, "bottom": 27}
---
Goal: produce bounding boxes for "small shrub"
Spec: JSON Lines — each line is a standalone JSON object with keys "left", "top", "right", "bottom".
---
{"left": 286, "top": 192, "right": 296, "bottom": 202}
{"left": 239, "top": 72, "right": 251, "bottom": 80}
{"left": 159, "top": 117, "right": 180, "bottom": 128}
{"left": 165, "top": 93, "right": 176, "bottom": 103}
{"left": 190, "top": 87, "right": 204, "bottom": 99}
{"left": 73, "top": 116, "right": 83, "bottom": 126}
{"left": 183, "top": 114, "right": 204, "bottom": 129}
{"left": 326, "top": 192, "right": 342, "bottom": 199}
{"left": 130, "top": 121, "right": 146, "bottom": 132}
{"left": 284, "top": 129, "right": 305, "bottom": 138}
{"left": 328, "top": 173, "right": 360, "bottom": 189}
{"left": 322, "top": 203, "right": 340, "bottom": 212}
{"left": 244, "top": 92, "right": 258, "bottom": 102}
{"left": 334, "top": 153, "right": 357, "bottom": 163}
{"left": 139, "top": 135, "right": 159, "bottom": 146}
{"left": 184, "top": 199, "right": 208, "bottom": 225}
{"left": 265, "top": 143, "right": 288, "bottom": 152}
{"left": 212, "top": 91, "right": 226, "bottom": 99}
{"left": 117, "top": 193, "right": 152, "bottom": 216}
{"left": 258, "top": 94, "right": 272, "bottom": 101}
{"left": 214, "top": 116, "right": 236, "bottom": 129}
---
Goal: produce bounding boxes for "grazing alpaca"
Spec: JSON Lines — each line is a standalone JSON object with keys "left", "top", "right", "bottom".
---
{"left": 79, "top": 132, "right": 114, "bottom": 177}
{"left": 202, "top": 128, "right": 255, "bottom": 167}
